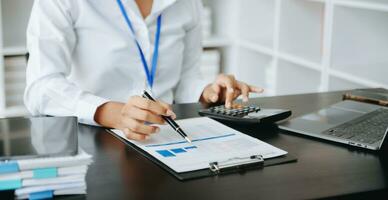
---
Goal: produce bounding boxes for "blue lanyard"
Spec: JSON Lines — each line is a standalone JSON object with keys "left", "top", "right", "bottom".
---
{"left": 116, "top": 0, "right": 162, "bottom": 89}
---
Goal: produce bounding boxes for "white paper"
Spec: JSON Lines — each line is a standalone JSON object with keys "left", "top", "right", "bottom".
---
{"left": 22, "top": 174, "right": 85, "bottom": 187}
{"left": 112, "top": 117, "right": 287, "bottom": 173}
{"left": 53, "top": 187, "right": 86, "bottom": 195}
{"left": 15, "top": 181, "right": 86, "bottom": 196}
{"left": 17, "top": 149, "right": 92, "bottom": 170}
{"left": 16, "top": 186, "right": 87, "bottom": 199}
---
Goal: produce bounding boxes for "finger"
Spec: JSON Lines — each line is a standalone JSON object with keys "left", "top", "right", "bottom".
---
{"left": 123, "top": 128, "right": 148, "bottom": 141}
{"left": 249, "top": 85, "right": 264, "bottom": 93}
{"left": 157, "top": 100, "right": 171, "bottom": 110}
{"left": 216, "top": 76, "right": 236, "bottom": 108}
{"left": 216, "top": 75, "right": 235, "bottom": 92}
{"left": 224, "top": 90, "right": 235, "bottom": 108}
{"left": 122, "top": 118, "right": 160, "bottom": 135}
{"left": 238, "top": 82, "right": 250, "bottom": 102}
{"left": 130, "top": 96, "right": 170, "bottom": 116}
{"left": 212, "top": 83, "right": 221, "bottom": 95}
{"left": 157, "top": 100, "right": 176, "bottom": 119}
{"left": 209, "top": 84, "right": 221, "bottom": 102}
{"left": 124, "top": 106, "right": 165, "bottom": 125}
{"left": 233, "top": 90, "right": 241, "bottom": 99}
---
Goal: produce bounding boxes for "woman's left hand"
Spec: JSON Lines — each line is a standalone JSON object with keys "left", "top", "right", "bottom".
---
{"left": 200, "top": 74, "right": 264, "bottom": 108}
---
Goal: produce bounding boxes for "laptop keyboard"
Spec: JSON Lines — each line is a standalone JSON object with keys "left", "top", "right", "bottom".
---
{"left": 322, "top": 108, "right": 388, "bottom": 144}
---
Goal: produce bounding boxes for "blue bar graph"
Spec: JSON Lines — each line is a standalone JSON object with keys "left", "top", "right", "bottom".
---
{"left": 171, "top": 148, "right": 186, "bottom": 153}
{"left": 156, "top": 150, "right": 175, "bottom": 157}
{"left": 156, "top": 146, "right": 198, "bottom": 158}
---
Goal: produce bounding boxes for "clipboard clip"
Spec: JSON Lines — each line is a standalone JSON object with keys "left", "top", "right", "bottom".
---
{"left": 209, "top": 155, "right": 264, "bottom": 174}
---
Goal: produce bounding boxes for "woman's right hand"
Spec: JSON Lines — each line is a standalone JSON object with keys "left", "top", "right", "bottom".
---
{"left": 94, "top": 96, "right": 175, "bottom": 141}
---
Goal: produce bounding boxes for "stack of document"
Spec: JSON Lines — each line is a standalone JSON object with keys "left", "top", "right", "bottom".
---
{"left": 0, "top": 150, "right": 92, "bottom": 199}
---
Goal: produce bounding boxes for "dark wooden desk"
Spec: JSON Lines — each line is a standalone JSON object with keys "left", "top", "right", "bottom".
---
{"left": 2, "top": 91, "right": 388, "bottom": 199}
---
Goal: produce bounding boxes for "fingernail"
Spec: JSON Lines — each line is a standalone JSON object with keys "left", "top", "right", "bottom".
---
{"left": 228, "top": 88, "right": 234, "bottom": 93}
{"left": 166, "top": 109, "right": 175, "bottom": 117}
{"left": 243, "top": 97, "right": 249, "bottom": 102}
{"left": 254, "top": 87, "right": 264, "bottom": 93}
{"left": 166, "top": 109, "right": 177, "bottom": 119}
{"left": 145, "top": 135, "right": 150, "bottom": 140}
{"left": 154, "top": 127, "right": 160, "bottom": 133}
{"left": 212, "top": 95, "right": 218, "bottom": 102}
{"left": 226, "top": 102, "right": 231, "bottom": 108}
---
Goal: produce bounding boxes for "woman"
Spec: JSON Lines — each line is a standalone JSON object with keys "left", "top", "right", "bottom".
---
{"left": 24, "top": 0, "right": 262, "bottom": 140}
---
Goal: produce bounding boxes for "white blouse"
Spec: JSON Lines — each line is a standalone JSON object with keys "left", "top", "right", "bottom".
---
{"left": 24, "top": 0, "right": 208, "bottom": 125}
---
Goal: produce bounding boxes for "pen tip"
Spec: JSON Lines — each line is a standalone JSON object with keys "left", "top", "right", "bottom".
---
{"left": 185, "top": 137, "right": 192, "bottom": 144}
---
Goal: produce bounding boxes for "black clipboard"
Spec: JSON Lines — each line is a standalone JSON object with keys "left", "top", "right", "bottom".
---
{"left": 108, "top": 130, "right": 297, "bottom": 181}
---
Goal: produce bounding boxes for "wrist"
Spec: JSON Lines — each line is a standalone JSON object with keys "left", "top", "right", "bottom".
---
{"left": 94, "top": 101, "right": 125, "bottom": 128}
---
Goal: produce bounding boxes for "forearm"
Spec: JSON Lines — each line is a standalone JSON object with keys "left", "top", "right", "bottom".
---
{"left": 94, "top": 101, "right": 125, "bottom": 129}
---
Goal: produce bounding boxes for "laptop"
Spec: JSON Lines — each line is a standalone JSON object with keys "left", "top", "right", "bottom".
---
{"left": 280, "top": 100, "right": 388, "bottom": 150}
{"left": 0, "top": 116, "right": 78, "bottom": 160}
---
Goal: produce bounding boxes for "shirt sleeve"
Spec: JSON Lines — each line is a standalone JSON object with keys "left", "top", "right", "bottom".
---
{"left": 173, "top": 0, "right": 210, "bottom": 104}
{"left": 24, "top": 0, "right": 109, "bottom": 126}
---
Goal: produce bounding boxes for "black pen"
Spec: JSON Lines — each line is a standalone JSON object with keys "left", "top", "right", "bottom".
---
{"left": 142, "top": 90, "right": 192, "bottom": 143}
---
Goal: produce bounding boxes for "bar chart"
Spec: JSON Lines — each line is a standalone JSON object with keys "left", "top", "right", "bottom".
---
{"left": 156, "top": 146, "right": 198, "bottom": 158}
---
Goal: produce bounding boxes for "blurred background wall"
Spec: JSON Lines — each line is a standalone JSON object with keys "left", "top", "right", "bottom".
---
{"left": 0, "top": 0, "right": 387, "bottom": 117}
